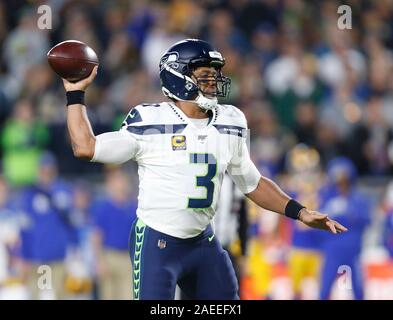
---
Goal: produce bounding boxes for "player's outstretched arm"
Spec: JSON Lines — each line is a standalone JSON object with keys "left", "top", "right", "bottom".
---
{"left": 62, "top": 66, "right": 98, "bottom": 160}
{"left": 246, "top": 176, "right": 348, "bottom": 234}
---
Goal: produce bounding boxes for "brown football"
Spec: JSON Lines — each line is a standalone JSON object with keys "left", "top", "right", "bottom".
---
{"left": 47, "top": 40, "right": 99, "bottom": 82}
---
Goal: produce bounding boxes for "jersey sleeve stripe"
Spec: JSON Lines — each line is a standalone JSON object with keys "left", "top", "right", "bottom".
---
{"left": 213, "top": 124, "right": 246, "bottom": 137}
{"left": 127, "top": 124, "right": 188, "bottom": 135}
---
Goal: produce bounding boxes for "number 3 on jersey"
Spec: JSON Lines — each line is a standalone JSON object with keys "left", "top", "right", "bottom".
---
{"left": 188, "top": 153, "right": 217, "bottom": 209}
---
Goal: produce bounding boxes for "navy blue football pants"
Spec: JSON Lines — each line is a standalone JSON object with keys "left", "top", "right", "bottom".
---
{"left": 129, "top": 218, "right": 239, "bottom": 300}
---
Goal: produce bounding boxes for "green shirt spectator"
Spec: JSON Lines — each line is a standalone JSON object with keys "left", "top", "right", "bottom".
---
{"left": 1, "top": 99, "right": 50, "bottom": 186}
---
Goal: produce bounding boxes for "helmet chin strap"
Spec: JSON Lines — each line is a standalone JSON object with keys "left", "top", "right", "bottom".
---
{"left": 194, "top": 92, "right": 218, "bottom": 111}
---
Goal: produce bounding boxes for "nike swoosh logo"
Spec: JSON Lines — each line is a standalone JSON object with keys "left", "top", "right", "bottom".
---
{"left": 129, "top": 113, "right": 136, "bottom": 118}
{"left": 208, "top": 234, "right": 215, "bottom": 242}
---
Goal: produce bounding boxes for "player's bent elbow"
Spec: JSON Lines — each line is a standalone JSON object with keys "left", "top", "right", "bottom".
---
{"left": 71, "top": 141, "right": 95, "bottom": 161}
{"left": 73, "top": 148, "right": 93, "bottom": 161}
{"left": 75, "top": 151, "right": 94, "bottom": 161}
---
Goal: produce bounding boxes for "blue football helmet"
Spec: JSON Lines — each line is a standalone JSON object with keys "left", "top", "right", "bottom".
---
{"left": 159, "top": 39, "right": 231, "bottom": 110}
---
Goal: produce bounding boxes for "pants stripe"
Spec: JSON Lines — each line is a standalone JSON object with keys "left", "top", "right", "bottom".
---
{"left": 132, "top": 219, "right": 146, "bottom": 300}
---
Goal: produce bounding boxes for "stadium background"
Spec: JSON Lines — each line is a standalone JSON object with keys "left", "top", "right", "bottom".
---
{"left": 0, "top": 0, "right": 393, "bottom": 299}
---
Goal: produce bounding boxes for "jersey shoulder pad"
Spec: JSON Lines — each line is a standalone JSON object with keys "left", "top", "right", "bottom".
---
{"left": 120, "top": 102, "right": 167, "bottom": 129}
{"left": 216, "top": 104, "right": 248, "bottom": 129}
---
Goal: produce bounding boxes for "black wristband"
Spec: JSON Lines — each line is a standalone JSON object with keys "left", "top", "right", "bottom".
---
{"left": 66, "top": 90, "right": 85, "bottom": 106}
{"left": 285, "top": 199, "right": 305, "bottom": 220}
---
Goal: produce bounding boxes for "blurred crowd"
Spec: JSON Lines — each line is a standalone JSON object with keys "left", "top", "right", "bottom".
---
{"left": 1, "top": 0, "right": 393, "bottom": 299}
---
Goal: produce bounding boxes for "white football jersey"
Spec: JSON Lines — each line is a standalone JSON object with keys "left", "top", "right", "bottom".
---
{"left": 95, "top": 102, "right": 260, "bottom": 238}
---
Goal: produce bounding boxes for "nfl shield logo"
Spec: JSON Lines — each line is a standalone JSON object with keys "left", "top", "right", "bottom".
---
{"left": 157, "top": 239, "right": 167, "bottom": 249}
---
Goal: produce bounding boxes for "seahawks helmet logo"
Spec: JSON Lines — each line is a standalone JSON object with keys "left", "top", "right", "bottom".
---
{"left": 159, "top": 52, "right": 179, "bottom": 72}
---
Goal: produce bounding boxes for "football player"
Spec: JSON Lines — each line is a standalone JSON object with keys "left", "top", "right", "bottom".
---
{"left": 285, "top": 144, "right": 324, "bottom": 299}
{"left": 318, "top": 157, "right": 371, "bottom": 300}
{"left": 62, "top": 39, "right": 347, "bottom": 300}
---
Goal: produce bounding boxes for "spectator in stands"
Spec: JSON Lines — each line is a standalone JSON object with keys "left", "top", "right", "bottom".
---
{"left": 91, "top": 166, "right": 137, "bottom": 300}
{"left": 1, "top": 99, "right": 50, "bottom": 186}
{"left": 0, "top": 176, "right": 20, "bottom": 294}
{"left": 18, "top": 152, "right": 73, "bottom": 299}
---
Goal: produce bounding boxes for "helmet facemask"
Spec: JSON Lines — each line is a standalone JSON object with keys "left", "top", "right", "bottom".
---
{"left": 193, "top": 70, "right": 231, "bottom": 99}
{"left": 190, "top": 66, "right": 231, "bottom": 111}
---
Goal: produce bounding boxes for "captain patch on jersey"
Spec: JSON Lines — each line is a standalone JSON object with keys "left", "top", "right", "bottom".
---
{"left": 172, "top": 135, "right": 187, "bottom": 150}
